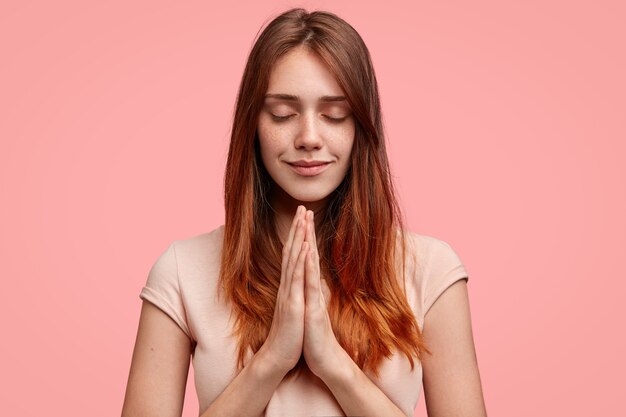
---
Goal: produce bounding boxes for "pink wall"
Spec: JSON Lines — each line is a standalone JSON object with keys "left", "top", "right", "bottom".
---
{"left": 1, "top": 0, "right": 624, "bottom": 415}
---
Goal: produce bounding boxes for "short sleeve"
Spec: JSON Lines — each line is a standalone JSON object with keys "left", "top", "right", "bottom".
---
{"left": 422, "top": 239, "right": 469, "bottom": 317}
{"left": 139, "top": 241, "right": 192, "bottom": 339}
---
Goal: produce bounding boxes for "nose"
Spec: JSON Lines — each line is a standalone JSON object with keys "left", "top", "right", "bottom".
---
{"left": 294, "top": 112, "right": 323, "bottom": 150}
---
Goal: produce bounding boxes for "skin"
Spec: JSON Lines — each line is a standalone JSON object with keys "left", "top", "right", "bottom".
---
{"left": 121, "top": 45, "right": 488, "bottom": 417}
{"left": 257, "top": 46, "right": 355, "bottom": 239}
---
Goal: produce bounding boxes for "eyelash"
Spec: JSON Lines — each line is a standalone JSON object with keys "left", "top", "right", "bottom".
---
{"left": 270, "top": 114, "right": 347, "bottom": 123}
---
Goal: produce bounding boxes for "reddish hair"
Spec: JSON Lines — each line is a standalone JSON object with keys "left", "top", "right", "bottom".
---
{"left": 220, "top": 8, "right": 430, "bottom": 377}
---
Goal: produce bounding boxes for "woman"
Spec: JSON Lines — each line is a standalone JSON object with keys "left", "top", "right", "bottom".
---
{"left": 122, "top": 8, "right": 487, "bottom": 417}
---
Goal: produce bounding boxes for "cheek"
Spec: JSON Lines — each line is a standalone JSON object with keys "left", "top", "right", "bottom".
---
{"left": 257, "top": 125, "right": 290, "bottom": 171}
{"left": 258, "top": 118, "right": 291, "bottom": 146}
{"left": 335, "top": 124, "right": 355, "bottom": 159}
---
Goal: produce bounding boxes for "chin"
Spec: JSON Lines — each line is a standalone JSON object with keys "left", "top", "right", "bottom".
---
{"left": 277, "top": 182, "right": 336, "bottom": 204}
{"left": 285, "top": 189, "right": 332, "bottom": 203}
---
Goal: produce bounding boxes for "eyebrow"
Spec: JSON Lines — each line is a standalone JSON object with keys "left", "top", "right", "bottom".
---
{"left": 264, "top": 93, "right": 347, "bottom": 102}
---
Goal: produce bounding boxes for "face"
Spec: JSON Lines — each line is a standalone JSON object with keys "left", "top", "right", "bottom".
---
{"left": 257, "top": 46, "right": 355, "bottom": 208}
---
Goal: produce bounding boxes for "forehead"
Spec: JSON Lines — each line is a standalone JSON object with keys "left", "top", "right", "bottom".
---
{"left": 266, "top": 47, "right": 345, "bottom": 99}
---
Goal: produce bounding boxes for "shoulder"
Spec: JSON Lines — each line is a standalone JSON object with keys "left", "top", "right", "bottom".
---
{"left": 400, "top": 229, "right": 462, "bottom": 268}
{"left": 172, "top": 225, "right": 224, "bottom": 257}
{"left": 170, "top": 224, "right": 225, "bottom": 277}
{"left": 402, "top": 229, "right": 452, "bottom": 250}
{"left": 145, "top": 225, "right": 224, "bottom": 290}
{"left": 398, "top": 230, "right": 469, "bottom": 324}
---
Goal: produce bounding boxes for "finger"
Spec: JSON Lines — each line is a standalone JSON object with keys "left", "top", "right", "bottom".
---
{"left": 304, "top": 211, "right": 315, "bottom": 254}
{"left": 305, "top": 249, "right": 321, "bottom": 306}
{"left": 285, "top": 213, "right": 307, "bottom": 294}
{"left": 309, "top": 211, "right": 319, "bottom": 261}
{"left": 285, "top": 205, "right": 303, "bottom": 248}
{"left": 282, "top": 219, "right": 301, "bottom": 297}
{"left": 290, "top": 241, "right": 308, "bottom": 298}
{"left": 282, "top": 206, "right": 303, "bottom": 271}
{"left": 281, "top": 206, "right": 304, "bottom": 286}
{"left": 304, "top": 210, "right": 313, "bottom": 244}
{"left": 304, "top": 212, "right": 322, "bottom": 296}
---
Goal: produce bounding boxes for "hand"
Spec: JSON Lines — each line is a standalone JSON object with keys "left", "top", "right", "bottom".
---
{"left": 259, "top": 206, "right": 309, "bottom": 373}
{"left": 302, "top": 209, "right": 346, "bottom": 380}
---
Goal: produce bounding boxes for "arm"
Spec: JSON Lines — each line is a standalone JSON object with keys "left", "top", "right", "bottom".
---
{"left": 203, "top": 207, "right": 311, "bottom": 416}
{"left": 421, "top": 279, "right": 488, "bottom": 417}
{"left": 121, "top": 300, "right": 292, "bottom": 417}
{"left": 123, "top": 207, "right": 311, "bottom": 417}
{"left": 199, "top": 346, "right": 290, "bottom": 417}
{"left": 318, "top": 350, "right": 410, "bottom": 416}
{"left": 301, "top": 211, "right": 408, "bottom": 416}
{"left": 121, "top": 300, "right": 192, "bottom": 417}
{"left": 317, "top": 280, "right": 487, "bottom": 417}
{"left": 302, "top": 212, "right": 486, "bottom": 416}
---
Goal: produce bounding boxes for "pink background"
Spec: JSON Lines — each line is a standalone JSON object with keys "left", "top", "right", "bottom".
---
{"left": 1, "top": 0, "right": 624, "bottom": 416}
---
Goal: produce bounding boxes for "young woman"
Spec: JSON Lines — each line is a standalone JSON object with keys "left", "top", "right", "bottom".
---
{"left": 122, "top": 8, "right": 487, "bottom": 417}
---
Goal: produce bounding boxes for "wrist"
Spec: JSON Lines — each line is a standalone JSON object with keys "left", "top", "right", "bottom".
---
{"left": 317, "top": 345, "right": 356, "bottom": 388}
{"left": 252, "top": 345, "right": 292, "bottom": 381}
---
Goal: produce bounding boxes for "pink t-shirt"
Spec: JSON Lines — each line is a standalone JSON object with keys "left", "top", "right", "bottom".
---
{"left": 139, "top": 225, "right": 469, "bottom": 416}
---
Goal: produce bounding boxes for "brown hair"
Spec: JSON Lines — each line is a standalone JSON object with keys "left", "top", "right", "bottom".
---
{"left": 220, "top": 7, "right": 429, "bottom": 378}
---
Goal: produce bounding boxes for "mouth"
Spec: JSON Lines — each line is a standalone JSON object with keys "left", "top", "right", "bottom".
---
{"left": 286, "top": 161, "right": 332, "bottom": 176}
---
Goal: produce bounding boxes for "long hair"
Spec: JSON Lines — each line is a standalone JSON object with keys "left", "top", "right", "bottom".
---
{"left": 220, "top": 7, "right": 430, "bottom": 378}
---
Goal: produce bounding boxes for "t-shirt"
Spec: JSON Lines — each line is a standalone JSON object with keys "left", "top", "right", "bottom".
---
{"left": 139, "top": 225, "right": 469, "bottom": 417}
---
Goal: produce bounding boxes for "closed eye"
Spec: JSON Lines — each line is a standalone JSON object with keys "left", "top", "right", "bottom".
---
{"left": 270, "top": 114, "right": 348, "bottom": 123}
{"left": 271, "top": 114, "right": 295, "bottom": 122}
{"left": 324, "top": 115, "right": 348, "bottom": 123}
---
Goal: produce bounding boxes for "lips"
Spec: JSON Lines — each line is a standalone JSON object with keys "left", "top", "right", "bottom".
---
{"left": 289, "top": 160, "right": 331, "bottom": 167}
{"left": 286, "top": 160, "right": 332, "bottom": 176}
